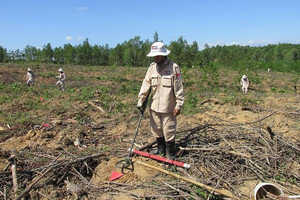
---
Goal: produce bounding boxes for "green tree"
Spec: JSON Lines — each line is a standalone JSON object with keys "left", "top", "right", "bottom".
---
{"left": 53, "top": 47, "right": 65, "bottom": 64}
{"left": 201, "top": 43, "right": 211, "bottom": 66}
{"left": 123, "top": 36, "right": 143, "bottom": 67}
{"left": 274, "top": 44, "right": 284, "bottom": 60}
{"left": 41, "top": 43, "right": 53, "bottom": 63}
{"left": 92, "top": 45, "right": 102, "bottom": 65}
{"left": 184, "top": 41, "right": 198, "bottom": 67}
{"left": 109, "top": 43, "right": 124, "bottom": 66}
{"left": 141, "top": 39, "right": 152, "bottom": 66}
{"left": 76, "top": 38, "right": 92, "bottom": 65}
{"left": 0, "top": 46, "right": 7, "bottom": 62}
{"left": 63, "top": 43, "right": 76, "bottom": 64}
{"left": 24, "top": 45, "right": 38, "bottom": 61}
{"left": 153, "top": 31, "right": 159, "bottom": 42}
{"left": 91, "top": 44, "right": 110, "bottom": 66}
{"left": 168, "top": 37, "right": 185, "bottom": 66}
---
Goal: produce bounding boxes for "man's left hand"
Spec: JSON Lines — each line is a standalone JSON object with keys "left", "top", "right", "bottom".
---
{"left": 173, "top": 109, "right": 180, "bottom": 116}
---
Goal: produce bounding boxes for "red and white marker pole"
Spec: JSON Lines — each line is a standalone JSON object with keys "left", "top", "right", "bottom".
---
{"left": 130, "top": 149, "right": 191, "bottom": 169}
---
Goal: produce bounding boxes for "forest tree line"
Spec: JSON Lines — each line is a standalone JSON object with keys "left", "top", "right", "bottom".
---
{"left": 0, "top": 34, "right": 299, "bottom": 72}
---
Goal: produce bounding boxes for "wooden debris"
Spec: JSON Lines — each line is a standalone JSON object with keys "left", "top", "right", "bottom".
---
{"left": 88, "top": 101, "right": 105, "bottom": 113}
{"left": 136, "top": 161, "right": 238, "bottom": 199}
{"left": 8, "top": 154, "right": 18, "bottom": 195}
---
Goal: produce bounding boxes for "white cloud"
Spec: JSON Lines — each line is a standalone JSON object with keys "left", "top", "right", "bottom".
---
{"left": 246, "top": 40, "right": 275, "bottom": 46}
{"left": 247, "top": 40, "right": 254, "bottom": 45}
{"left": 77, "top": 36, "right": 83, "bottom": 41}
{"left": 66, "top": 36, "right": 73, "bottom": 41}
{"left": 76, "top": 6, "right": 88, "bottom": 11}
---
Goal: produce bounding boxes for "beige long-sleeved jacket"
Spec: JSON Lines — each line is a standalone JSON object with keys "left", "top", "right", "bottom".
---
{"left": 137, "top": 58, "right": 184, "bottom": 113}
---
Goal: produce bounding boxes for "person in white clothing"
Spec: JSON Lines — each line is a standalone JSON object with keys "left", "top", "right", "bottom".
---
{"left": 240, "top": 74, "right": 249, "bottom": 93}
{"left": 26, "top": 68, "right": 37, "bottom": 86}
{"left": 56, "top": 68, "right": 66, "bottom": 91}
{"left": 137, "top": 42, "right": 184, "bottom": 159}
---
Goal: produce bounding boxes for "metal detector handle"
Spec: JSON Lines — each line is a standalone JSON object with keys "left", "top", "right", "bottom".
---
{"left": 130, "top": 87, "right": 150, "bottom": 155}
{"left": 128, "top": 113, "right": 143, "bottom": 158}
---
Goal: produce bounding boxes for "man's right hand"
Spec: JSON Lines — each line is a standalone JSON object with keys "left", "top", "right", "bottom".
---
{"left": 136, "top": 105, "right": 144, "bottom": 113}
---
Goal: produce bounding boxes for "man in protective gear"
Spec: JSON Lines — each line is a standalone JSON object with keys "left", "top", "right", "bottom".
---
{"left": 240, "top": 74, "right": 249, "bottom": 93}
{"left": 137, "top": 42, "right": 184, "bottom": 159}
{"left": 26, "top": 68, "right": 37, "bottom": 86}
{"left": 56, "top": 68, "right": 66, "bottom": 91}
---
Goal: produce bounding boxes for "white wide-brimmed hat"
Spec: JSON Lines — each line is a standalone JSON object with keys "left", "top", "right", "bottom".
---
{"left": 58, "top": 68, "right": 64, "bottom": 72}
{"left": 27, "top": 68, "right": 32, "bottom": 71}
{"left": 147, "top": 42, "right": 170, "bottom": 57}
{"left": 242, "top": 74, "right": 247, "bottom": 78}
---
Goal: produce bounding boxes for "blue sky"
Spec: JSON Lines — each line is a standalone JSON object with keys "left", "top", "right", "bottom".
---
{"left": 0, "top": 0, "right": 299, "bottom": 51}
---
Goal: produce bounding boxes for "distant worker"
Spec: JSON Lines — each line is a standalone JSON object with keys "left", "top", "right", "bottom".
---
{"left": 137, "top": 42, "right": 184, "bottom": 160}
{"left": 267, "top": 68, "right": 270, "bottom": 73}
{"left": 240, "top": 74, "right": 249, "bottom": 93}
{"left": 26, "top": 68, "right": 37, "bottom": 86}
{"left": 56, "top": 68, "right": 66, "bottom": 91}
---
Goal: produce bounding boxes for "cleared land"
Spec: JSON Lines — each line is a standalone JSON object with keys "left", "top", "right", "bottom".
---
{"left": 0, "top": 63, "right": 299, "bottom": 199}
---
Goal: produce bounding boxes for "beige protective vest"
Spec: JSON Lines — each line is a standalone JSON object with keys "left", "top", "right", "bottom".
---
{"left": 138, "top": 59, "right": 184, "bottom": 113}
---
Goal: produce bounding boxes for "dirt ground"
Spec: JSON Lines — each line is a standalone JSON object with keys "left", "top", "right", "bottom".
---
{"left": 0, "top": 64, "right": 299, "bottom": 199}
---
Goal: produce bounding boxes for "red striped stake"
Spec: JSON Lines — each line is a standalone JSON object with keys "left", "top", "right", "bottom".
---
{"left": 130, "top": 149, "right": 191, "bottom": 169}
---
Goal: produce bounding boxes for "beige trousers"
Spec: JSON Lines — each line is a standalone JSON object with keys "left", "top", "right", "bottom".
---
{"left": 150, "top": 109, "right": 177, "bottom": 142}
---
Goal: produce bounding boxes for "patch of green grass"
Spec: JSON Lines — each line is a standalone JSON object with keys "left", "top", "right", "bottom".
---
{"left": 75, "top": 111, "right": 90, "bottom": 124}
{"left": 3, "top": 111, "right": 32, "bottom": 126}
{"left": 191, "top": 185, "right": 221, "bottom": 199}
{"left": 278, "top": 89, "right": 286, "bottom": 93}
{"left": 0, "top": 82, "right": 5, "bottom": 91}
{"left": 101, "top": 146, "right": 112, "bottom": 152}
{"left": 111, "top": 75, "right": 128, "bottom": 82}
{"left": 118, "top": 82, "right": 140, "bottom": 95}
{"left": 74, "top": 87, "right": 96, "bottom": 101}
{"left": 75, "top": 76, "right": 84, "bottom": 81}
{"left": 183, "top": 92, "right": 200, "bottom": 115}
{"left": 271, "top": 87, "right": 276, "bottom": 93}
{"left": 39, "top": 72, "right": 56, "bottom": 78}
{"left": 275, "top": 174, "right": 286, "bottom": 182}
{"left": 22, "top": 98, "right": 47, "bottom": 110}
{"left": 9, "top": 82, "right": 25, "bottom": 93}
{"left": 0, "top": 95, "right": 13, "bottom": 104}
{"left": 114, "top": 102, "right": 127, "bottom": 113}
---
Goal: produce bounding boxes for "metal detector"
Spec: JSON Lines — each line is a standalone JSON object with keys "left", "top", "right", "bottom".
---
{"left": 116, "top": 89, "right": 151, "bottom": 174}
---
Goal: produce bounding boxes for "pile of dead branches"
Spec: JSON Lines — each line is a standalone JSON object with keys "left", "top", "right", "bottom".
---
{"left": 174, "top": 113, "right": 300, "bottom": 199}
{"left": 1, "top": 111, "right": 299, "bottom": 199}
{"left": 0, "top": 148, "right": 109, "bottom": 199}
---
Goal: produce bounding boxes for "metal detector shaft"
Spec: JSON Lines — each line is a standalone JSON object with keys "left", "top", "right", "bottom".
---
{"left": 127, "top": 113, "right": 143, "bottom": 159}
{"left": 115, "top": 112, "right": 144, "bottom": 173}
{"left": 127, "top": 87, "right": 151, "bottom": 159}
{"left": 115, "top": 88, "right": 151, "bottom": 172}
